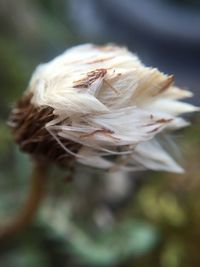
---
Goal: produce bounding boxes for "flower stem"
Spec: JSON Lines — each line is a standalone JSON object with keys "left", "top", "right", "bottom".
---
{"left": 0, "top": 159, "right": 48, "bottom": 240}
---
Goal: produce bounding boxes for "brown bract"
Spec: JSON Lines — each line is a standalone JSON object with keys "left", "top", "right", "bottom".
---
{"left": 8, "top": 93, "right": 80, "bottom": 168}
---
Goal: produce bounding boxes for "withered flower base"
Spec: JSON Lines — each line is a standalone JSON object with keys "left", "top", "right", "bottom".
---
{"left": 9, "top": 93, "right": 80, "bottom": 167}
{"left": 3, "top": 43, "right": 198, "bottom": 239}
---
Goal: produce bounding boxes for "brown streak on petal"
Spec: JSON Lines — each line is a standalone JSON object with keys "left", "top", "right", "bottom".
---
{"left": 145, "top": 118, "right": 173, "bottom": 127}
{"left": 92, "top": 44, "right": 122, "bottom": 52}
{"left": 87, "top": 56, "right": 113, "bottom": 64}
{"left": 73, "top": 69, "right": 107, "bottom": 89}
{"left": 103, "top": 79, "right": 119, "bottom": 93}
{"left": 147, "top": 126, "right": 161, "bottom": 133}
{"left": 156, "top": 118, "right": 173, "bottom": 123}
{"left": 80, "top": 128, "right": 115, "bottom": 139}
{"left": 153, "top": 75, "right": 174, "bottom": 96}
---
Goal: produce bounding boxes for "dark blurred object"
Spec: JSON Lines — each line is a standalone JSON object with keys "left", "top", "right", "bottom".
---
{"left": 168, "top": 0, "right": 200, "bottom": 8}
{"left": 69, "top": 0, "right": 200, "bottom": 104}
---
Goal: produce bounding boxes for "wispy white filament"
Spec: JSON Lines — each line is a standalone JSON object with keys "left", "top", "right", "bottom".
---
{"left": 28, "top": 44, "right": 199, "bottom": 173}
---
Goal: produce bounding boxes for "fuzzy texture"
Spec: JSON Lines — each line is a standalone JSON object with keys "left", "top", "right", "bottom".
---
{"left": 15, "top": 44, "right": 199, "bottom": 172}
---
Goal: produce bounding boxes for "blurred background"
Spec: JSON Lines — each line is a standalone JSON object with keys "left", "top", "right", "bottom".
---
{"left": 0, "top": 0, "right": 200, "bottom": 266}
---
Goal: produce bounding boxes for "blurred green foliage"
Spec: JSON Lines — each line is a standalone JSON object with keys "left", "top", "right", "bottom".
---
{"left": 0, "top": 1, "right": 200, "bottom": 267}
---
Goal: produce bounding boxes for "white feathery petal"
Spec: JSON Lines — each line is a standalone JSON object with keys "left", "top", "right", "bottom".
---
{"left": 145, "top": 98, "right": 199, "bottom": 116}
{"left": 86, "top": 107, "right": 172, "bottom": 145}
{"left": 162, "top": 86, "right": 193, "bottom": 100}
{"left": 132, "top": 140, "right": 184, "bottom": 173}
{"left": 47, "top": 107, "right": 172, "bottom": 151}
{"left": 77, "top": 147, "right": 113, "bottom": 169}
{"left": 166, "top": 117, "right": 190, "bottom": 130}
{"left": 129, "top": 71, "right": 173, "bottom": 106}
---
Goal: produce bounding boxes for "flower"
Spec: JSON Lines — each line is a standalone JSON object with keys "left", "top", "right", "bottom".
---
{"left": 9, "top": 44, "right": 199, "bottom": 172}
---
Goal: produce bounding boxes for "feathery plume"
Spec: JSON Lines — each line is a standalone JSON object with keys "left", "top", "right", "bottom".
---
{"left": 9, "top": 44, "right": 199, "bottom": 173}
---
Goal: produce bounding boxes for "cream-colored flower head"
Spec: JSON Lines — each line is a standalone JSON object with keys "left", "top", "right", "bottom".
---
{"left": 10, "top": 44, "right": 199, "bottom": 173}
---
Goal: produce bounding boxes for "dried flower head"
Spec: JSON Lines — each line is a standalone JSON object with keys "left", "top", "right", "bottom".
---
{"left": 9, "top": 44, "right": 199, "bottom": 172}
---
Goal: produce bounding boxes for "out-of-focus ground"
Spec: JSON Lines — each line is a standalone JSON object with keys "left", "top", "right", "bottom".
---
{"left": 0, "top": 1, "right": 200, "bottom": 267}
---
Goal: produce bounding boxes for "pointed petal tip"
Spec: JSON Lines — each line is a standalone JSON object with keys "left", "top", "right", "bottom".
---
{"left": 172, "top": 166, "right": 185, "bottom": 174}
